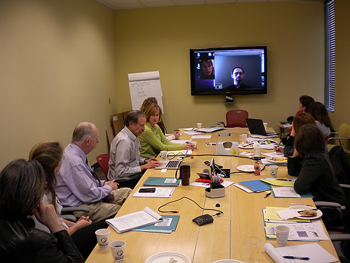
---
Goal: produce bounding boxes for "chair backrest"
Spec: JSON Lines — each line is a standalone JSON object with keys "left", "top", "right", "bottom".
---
{"left": 329, "top": 145, "right": 350, "bottom": 185}
{"left": 338, "top": 123, "right": 350, "bottom": 150}
{"left": 106, "top": 127, "right": 114, "bottom": 149}
{"left": 225, "top": 110, "right": 248, "bottom": 127}
{"left": 96, "top": 154, "right": 110, "bottom": 180}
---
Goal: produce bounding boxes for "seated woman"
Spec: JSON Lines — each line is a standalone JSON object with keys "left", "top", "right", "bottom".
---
{"left": 307, "top": 101, "right": 334, "bottom": 141}
{"left": 288, "top": 124, "right": 346, "bottom": 205}
{"left": 139, "top": 103, "right": 195, "bottom": 159}
{"left": 0, "top": 159, "right": 83, "bottom": 262}
{"left": 140, "top": 97, "right": 180, "bottom": 140}
{"left": 275, "top": 112, "right": 316, "bottom": 157}
{"left": 29, "top": 141, "right": 109, "bottom": 260}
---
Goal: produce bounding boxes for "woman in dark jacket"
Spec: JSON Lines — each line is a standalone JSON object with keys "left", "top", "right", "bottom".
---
{"left": 288, "top": 124, "right": 346, "bottom": 205}
{"left": 0, "top": 159, "right": 83, "bottom": 263}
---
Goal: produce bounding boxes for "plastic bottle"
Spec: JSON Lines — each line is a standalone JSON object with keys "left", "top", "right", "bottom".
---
{"left": 254, "top": 161, "right": 261, "bottom": 176}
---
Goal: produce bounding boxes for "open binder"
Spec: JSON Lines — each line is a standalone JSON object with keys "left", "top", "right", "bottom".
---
{"left": 106, "top": 207, "right": 162, "bottom": 233}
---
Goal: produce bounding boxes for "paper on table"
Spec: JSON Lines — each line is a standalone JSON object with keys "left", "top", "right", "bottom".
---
{"left": 191, "top": 135, "right": 212, "bottom": 139}
{"left": 262, "top": 152, "right": 285, "bottom": 158}
{"left": 106, "top": 207, "right": 162, "bottom": 233}
{"left": 264, "top": 243, "right": 338, "bottom": 263}
{"left": 190, "top": 180, "right": 234, "bottom": 188}
{"left": 261, "top": 179, "right": 294, "bottom": 187}
{"left": 272, "top": 187, "right": 301, "bottom": 198}
{"left": 133, "top": 188, "right": 175, "bottom": 198}
{"left": 264, "top": 207, "right": 310, "bottom": 223}
{"left": 265, "top": 221, "right": 329, "bottom": 241}
{"left": 170, "top": 140, "right": 191, "bottom": 145}
{"left": 184, "top": 131, "right": 203, "bottom": 135}
{"left": 276, "top": 208, "right": 303, "bottom": 220}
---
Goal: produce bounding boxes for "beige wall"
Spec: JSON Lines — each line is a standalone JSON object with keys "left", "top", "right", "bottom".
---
{"left": 2, "top": 0, "right": 346, "bottom": 170}
{"left": 332, "top": 0, "right": 350, "bottom": 129}
{"left": 113, "top": 2, "right": 325, "bottom": 132}
{"left": 0, "top": 0, "right": 116, "bottom": 169}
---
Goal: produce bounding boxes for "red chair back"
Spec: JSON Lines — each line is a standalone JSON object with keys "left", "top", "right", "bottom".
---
{"left": 226, "top": 110, "right": 248, "bottom": 127}
{"left": 96, "top": 154, "right": 110, "bottom": 180}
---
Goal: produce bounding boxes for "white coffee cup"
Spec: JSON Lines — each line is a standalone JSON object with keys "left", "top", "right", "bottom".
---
{"left": 95, "top": 228, "right": 110, "bottom": 249}
{"left": 110, "top": 240, "right": 126, "bottom": 262}
{"left": 276, "top": 225, "right": 290, "bottom": 247}
{"left": 269, "top": 165, "right": 278, "bottom": 177}
{"left": 191, "top": 141, "right": 197, "bottom": 150}
{"left": 160, "top": 151, "right": 167, "bottom": 160}
{"left": 197, "top": 123, "right": 202, "bottom": 129}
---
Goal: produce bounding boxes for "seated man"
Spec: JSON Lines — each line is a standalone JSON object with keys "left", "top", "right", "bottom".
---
{"left": 56, "top": 122, "right": 131, "bottom": 222}
{"left": 108, "top": 110, "right": 160, "bottom": 189}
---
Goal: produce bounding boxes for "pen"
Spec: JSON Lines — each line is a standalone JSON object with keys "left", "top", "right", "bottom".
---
{"left": 276, "top": 178, "right": 292, "bottom": 181}
{"left": 283, "top": 256, "right": 310, "bottom": 260}
{"left": 264, "top": 192, "right": 271, "bottom": 198}
{"left": 277, "top": 141, "right": 282, "bottom": 147}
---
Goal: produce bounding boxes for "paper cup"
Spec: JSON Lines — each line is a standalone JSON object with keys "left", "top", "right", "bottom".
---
{"left": 95, "top": 228, "right": 110, "bottom": 249}
{"left": 239, "top": 134, "right": 247, "bottom": 144}
{"left": 110, "top": 240, "right": 126, "bottom": 262}
{"left": 263, "top": 122, "right": 268, "bottom": 131}
{"left": 276, "top": 225, "right": 290, "bottom": 247}
{"left": 160, "top": 151, "right": 167, "bottom": 160}
{"left": 197, "top": 123, "right": 202, "bottom": 129}
{"left": 269, "top": 165, "right": 278, "bottom": 177}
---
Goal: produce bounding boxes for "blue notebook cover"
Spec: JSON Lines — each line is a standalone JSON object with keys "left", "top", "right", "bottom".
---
{"left": 143, "top": 177, "right": 180, "bottom": 187}
{"left": 132, "top": 215, "right": 180, "bottom": 234}
{"left": 238, "top": 180, "right": 271, "bottom": 192}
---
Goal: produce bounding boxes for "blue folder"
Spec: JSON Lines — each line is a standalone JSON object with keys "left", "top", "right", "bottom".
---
{"left": 238, "top": 180, "right": 271, "bottom": 192}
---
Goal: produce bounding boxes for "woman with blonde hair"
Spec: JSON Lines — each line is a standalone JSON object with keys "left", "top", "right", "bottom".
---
{"left": 139, "top": 103, "right": 195, "bottom": 159}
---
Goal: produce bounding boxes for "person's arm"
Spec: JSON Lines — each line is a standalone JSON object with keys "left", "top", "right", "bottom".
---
{"left": 141, "top": 125, "right": 183, "bottom": 151}
{"left": 114, "top": 139, "right": 143, "bottom": 177}
{"left": 293, "top": 156, "right": 321, "bottom": 194}
{"left": 66, "top": 216, "right": 92, "bottom": 236}
{"left": 63, "top": 164, "right": 112, "bottom": 204}
{"left": 34, "top": 203, "right": 83, "bottom": 263}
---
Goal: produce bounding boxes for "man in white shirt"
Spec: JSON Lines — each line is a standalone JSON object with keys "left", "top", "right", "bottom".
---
{"left": 108, "top": 111, "right": 160, "bottom": 189}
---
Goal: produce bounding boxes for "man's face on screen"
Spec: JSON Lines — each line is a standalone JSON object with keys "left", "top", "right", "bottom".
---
{"left": 232, "top": 68, "right": 244, "bottom": 85}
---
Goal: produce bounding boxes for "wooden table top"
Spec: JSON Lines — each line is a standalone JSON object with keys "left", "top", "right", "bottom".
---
{"left": 86, "top": 128, "right": 339, "bottom": 263}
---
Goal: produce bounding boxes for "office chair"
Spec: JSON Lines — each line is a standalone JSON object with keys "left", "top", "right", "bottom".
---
{"left": 61, "top": 206, "right": 90, "bottom": 222}
{"left": 96, "top": 153, "right": 110, "bottom": 180}
{"left": 217, "top": 110, "right": 248, "bottom": 128}
{"left": 328, "top": 123, "right": 350, "bottom": 154}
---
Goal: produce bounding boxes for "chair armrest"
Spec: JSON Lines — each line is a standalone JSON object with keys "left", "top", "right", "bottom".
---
{"left": 329, "top": 233, "right": 350, "bottom": 241}
{"left": 340, "top": 184, "right": 350, "bottom": 189}
{"left": 61, "top": 214, "right": 78, "bottom": 222}
{"left": 61, "top": 206, "right": 90, "bottom": 213}
{"left": 314, "top": 201, "right": 342, "bottom": 208}
{"left": 217, "top": 122, "right": 225, "bottom": 127}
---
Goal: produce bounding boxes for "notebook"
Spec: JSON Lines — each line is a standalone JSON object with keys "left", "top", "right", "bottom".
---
{"left": 195, "top": 126, "right": 224, "bottom": 133}
{"left": 155, "top": 160, "right": 182, "bottom": 170}
{"left": 246, "top": 118, "right": 276, "bottom": 136}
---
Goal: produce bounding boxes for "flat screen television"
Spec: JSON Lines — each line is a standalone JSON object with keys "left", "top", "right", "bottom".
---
{"left": 190, "top": 46, "right": 267, "bottom": 96}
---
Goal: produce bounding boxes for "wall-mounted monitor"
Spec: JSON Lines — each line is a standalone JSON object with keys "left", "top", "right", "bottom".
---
{"left": 190, "top": 46, "right": 267, "bottom": 96}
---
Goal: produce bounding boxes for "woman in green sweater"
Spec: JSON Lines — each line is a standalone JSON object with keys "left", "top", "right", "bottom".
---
{"left": 139, "top": 103, "right": 195, "bottom": 159}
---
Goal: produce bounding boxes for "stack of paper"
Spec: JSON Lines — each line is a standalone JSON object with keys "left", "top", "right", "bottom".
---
{"left": 143, "top": 177, "right": 180, "bottom": 187}
{"left": 106, "top": 207, "right": 162, "bottom": 233}
{"left": 264, "top": 243, "right": 337, "bottom": 263}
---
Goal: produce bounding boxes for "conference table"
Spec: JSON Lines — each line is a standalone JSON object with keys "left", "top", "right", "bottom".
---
{"left": 86, "top": 128, "right": 339, "bottom": 263}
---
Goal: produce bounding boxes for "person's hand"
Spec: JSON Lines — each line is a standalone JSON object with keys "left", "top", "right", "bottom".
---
{"left": 274, "top": 146, "right": 284, "bottom": 154}
{"left": 141, "top": 160, "right": 161, "bottom": 170}
{"left": 146, "top": 157, "right": 158, "bottom": 163}
{"left": 183, "top": 143, "right": 196, "bottom": 150}
{"left": 75, "top": 216, "right": 92, "bottom": 230}
{"left": 34, "top": 203, "right": 64, "bottom": 234}
{"left": 173, "top": 130, "right": 180, "bottom": 140}
{"left": 105, "top": 180, "right": 119, "bottom": 190}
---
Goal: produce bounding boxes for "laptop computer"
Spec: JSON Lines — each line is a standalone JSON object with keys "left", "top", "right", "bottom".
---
{"left": 195, "top": 126, "right": 224, "bottom": 133}
{"left": 155, "top": 159, "right": 183, "bottom": 170}
{"left": 245, "top": 118, "right": 277, "bottom": 137}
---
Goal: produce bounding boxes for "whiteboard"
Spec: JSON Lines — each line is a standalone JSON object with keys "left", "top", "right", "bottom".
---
{"left": 128, "top": 71, "right": 164, "bottom": 113}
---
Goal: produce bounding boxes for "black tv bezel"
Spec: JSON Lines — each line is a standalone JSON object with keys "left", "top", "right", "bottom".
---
{"left": 190, "top": 46, "right": 267, "bottom": 96}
